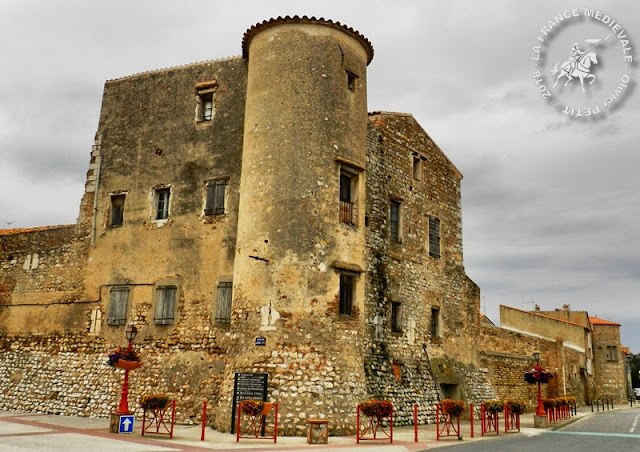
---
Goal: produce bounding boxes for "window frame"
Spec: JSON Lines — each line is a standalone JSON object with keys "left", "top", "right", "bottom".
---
{"left": 204, "top": 178, "right": 228, "bottom": 216}
{"left": 346, "top": 70, "right": 358, "bottom": 92}
{"left": 154, "top": 187, "right": 171, "bottom": 221}
{"left": 110, "top": 193, "right": 126, "bottom": 228}
{"left": 107, "top": 286, "right": 130, "bottom": 326}
{"left": 195, "top": 86, "right": 216, "bottom": 123}
{"left": 339, "top": 272, "right": 356, "bottom": 316}
{"left": 606, "top": 345, "right": 618, "bottom": 361}
{"left": 339, "top": 167, "right": 359, "bottom": 226}
{"left": 154, "top": 285, "right": 177, "bottom": 325}
{"left": 215, "top": 281, "right": 233, "bottom": 325}
{"left": 430, "top": 306, "right": 441, "bottom": 338}
{"left": 412, "top": 155, "right": 422, "bottom": 180}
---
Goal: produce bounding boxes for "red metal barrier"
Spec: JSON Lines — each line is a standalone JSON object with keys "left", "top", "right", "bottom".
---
{"left": 236, "top": 402, "right": 278, "bottom": 443}
{"left": 435, "top": 403, "right": 461, "bottom": 440}
{"left": 142, "top": 399, "right": 175, "bottom": 438}
{"left": 356, "top": 404, "right": 393, "bottom": 444}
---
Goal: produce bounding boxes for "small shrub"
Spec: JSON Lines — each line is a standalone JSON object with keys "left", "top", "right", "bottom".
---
{"left": 441, "top": 399, "right": 466, "bottom": 417}
{"left": 141, "top": 394, "right": 169, "bottom": 410}
{"left": 241, "top": 399, "right": 265, "bottom": 416}
{"left": 360, "top": 400, "right": 393, "bottom": 418}
{"left": 507, "top": 400, "right": 527, "bottom": 415}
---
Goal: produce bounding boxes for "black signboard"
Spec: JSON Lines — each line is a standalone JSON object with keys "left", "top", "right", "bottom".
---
{"left": 230, "top": 372, "right": 268, "bottom": 434}
{"left": 255, "top": 337, "right": 267, "bottom": 346}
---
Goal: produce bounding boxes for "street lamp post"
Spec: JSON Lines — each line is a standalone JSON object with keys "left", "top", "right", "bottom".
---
{"left": 533, "top": 350, "right": 546, "bottom": 417}
{"left": 116, "top": 325, "right": 138, "bottom": 414}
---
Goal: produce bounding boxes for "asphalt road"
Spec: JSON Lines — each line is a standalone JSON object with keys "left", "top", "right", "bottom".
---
{"left": 425, "top": 409, "right": 640, "bottom": 451}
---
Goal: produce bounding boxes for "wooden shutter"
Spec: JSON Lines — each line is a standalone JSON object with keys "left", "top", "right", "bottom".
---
{"left": 205, "top": 179, "right": 227, "bottom": 216}
{"left": 429, "top": 216, "right": 441, "bottom": 258}
{"left": 390, "top": 201, "right": 400, "bottom": 242}
{"left": 155, "top": 286, "right": 176, "bottom": 325}
{"left": 215, "top": 282, "right": 233, "bottom": 324}
{"left": 108, "top": 287, "right": 129, "bottom": 326}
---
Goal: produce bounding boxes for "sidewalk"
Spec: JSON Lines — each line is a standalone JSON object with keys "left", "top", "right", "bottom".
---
{"left": 0, "top": 404, "right": 634, "bottom": 452}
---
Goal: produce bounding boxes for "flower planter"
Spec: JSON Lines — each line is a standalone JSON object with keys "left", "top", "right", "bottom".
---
{"left": 114, "top": 359, "right": 143, "bottom": 371}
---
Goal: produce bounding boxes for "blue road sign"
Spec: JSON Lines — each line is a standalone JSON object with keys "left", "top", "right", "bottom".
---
{"left": 119, "top": 415, "right": 135, "bottom": 433}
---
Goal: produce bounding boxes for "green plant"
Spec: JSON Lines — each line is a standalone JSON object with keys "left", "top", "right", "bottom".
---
{"left": 507, "top": 400, "right": 527, "bottom": 415}
{"left": 542, "top": 398, "right": 557, "bottom": 410}
{"left": 360, "top": 400, "right": 393, "bottom": 418}
{"left": 141, "top": 394, "right": 169, "bottom": 410}
{"left": 484, "top": 400, "right": 504, "bottom": 414}
{"left": 441, "top": 399, "right": 466, "bottom": 417}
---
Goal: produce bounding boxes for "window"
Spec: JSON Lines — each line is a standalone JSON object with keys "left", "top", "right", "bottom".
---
{"left": 346, "top": 71, "right": 358, "bottom": 92}
{"left": 154, "top": 285, "right": 177, "bottom": 325}
{"left": 110, "top": 194, "right": 125, "bottom": 227}
{"left": 215, "top": 281, "right": 233, "bottom": 325}
{"left": 195, "top": 83, "right": 216, "bottom": 122}
{"left": 339, "top": 273, "right": 355, "bottom": 315}
{"left": 413, "top": 156, "right": 422, "bottom": 180}
{"left": 429, "top": 215, "right": 441, "bottom": 258}
{"left": 606, "top": 345, "right": 618, "bottom": 361}
{"left": 390, "top": 200, "right": 401, "bottom": 243}
{"left": 391, "top": 302, "right": 402, "bottom": 333}
{"left": 155, "top": 188, "right": 170, "bottom": 220}
{"left": 340, "top": 170, "right": 358, "bottom": 225}
{"left": 205, "top": 179, "right": 228, "bottom": 216}
{"left": 107, "top": 287, "right": 129, "bottom": 326}
{"left": 430, "top": 307, "right": 440, "bottom": 338}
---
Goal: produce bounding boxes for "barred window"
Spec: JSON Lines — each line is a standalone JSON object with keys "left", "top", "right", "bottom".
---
{"left": 155, "top": 285, "right": 177, "bottom": 325}
{"left": 215, "top": 281, "right": 233, "bottom": 324}
{"left": 107, "top": 287, "right": 129, "bottom": 326}
{"left": 205, "top": 179, "right": 228, "bottom": 216}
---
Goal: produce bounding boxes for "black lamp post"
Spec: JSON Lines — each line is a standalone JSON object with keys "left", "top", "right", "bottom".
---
{"left": 116, "top": 324, "right": 138, "bottom": 414}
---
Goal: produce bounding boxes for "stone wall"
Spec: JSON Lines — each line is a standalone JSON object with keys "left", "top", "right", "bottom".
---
{"left": 591, "top": 324, "right": 627, "bottom": 401}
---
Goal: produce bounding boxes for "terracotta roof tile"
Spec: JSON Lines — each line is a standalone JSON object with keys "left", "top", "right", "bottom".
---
{"left": 589, "top": 317, "right": 621, "bottom": 326}
{"left": 622, "top": 347, "right": 630, "bottom": 355}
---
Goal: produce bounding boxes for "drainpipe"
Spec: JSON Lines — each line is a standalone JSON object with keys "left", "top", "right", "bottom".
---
{"left": 90, "top": 155, "right": 102, "bottom": 247}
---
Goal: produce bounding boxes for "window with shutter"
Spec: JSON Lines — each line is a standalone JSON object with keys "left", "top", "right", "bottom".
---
{"left": 155, "top": 286, "right": 177, "bottom": 325}
{"left": 205, "top": 179, "right": 228, "bottom": 216}
{"left": 107, "top": 287, "right": 129, "bottom": 326}
{"left": 390, "top": 201, "right": 401, "bottom": 242}
{"left": 429, "top": 216, "right": 441, "bottom": 258}
{"left": 215, "top": 281, "right": 233, "bottom": 324}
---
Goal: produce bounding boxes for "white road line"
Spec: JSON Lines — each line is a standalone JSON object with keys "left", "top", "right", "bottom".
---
{"left": 630, "top": 414, "right": 640, "bottom": 433}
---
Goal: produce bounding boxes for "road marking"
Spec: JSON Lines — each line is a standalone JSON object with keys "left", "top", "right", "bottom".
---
{"left": 630, "top": 414, "right": 640, "bottom": 433}
{"left": 546, "top": 430, "right": 640, "bottom": 439}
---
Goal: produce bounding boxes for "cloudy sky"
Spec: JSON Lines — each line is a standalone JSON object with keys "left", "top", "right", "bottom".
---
{"left": 1, "top": 1, "right": 639, "bottom": 351}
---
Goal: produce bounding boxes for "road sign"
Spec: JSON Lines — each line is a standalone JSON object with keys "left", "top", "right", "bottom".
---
{"left": 119, "top": 415, "right": 135, "bottom": 433}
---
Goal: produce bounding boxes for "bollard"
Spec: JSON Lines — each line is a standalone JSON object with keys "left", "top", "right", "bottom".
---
{"left": 470, "top": 403, "right": 474, "bottom": 438}
{"left": 414, "top": 404, "right": 418, "bottom": 442}
{"left": 201, "top": 400, "right": 207, "bottom": 441}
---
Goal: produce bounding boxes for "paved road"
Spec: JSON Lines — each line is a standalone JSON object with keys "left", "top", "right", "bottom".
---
{"left": 425, "top": 408, "right": 640, "bottom": 451}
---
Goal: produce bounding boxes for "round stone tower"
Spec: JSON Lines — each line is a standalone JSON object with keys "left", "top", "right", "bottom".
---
{"left": 226, "top": 17, "right": 374, "bottom": 434}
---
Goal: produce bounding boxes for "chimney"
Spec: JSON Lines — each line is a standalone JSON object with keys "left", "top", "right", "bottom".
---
{"left": 534, "top": 305, "right": 540, "bottom": 312}
{"left": 563, "top": 304, "right": 569, "bottom": 312}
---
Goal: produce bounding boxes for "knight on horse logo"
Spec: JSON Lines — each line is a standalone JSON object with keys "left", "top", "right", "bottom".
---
{"left": 550, "top": 35, "right": 610, "bottom": 92}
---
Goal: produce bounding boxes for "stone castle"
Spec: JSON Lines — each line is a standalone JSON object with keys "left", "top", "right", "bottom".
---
{"left": 0, "top": 16, "right": 628, "bottom": 435}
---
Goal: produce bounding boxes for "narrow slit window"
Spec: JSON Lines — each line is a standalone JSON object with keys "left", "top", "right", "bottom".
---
{"left": 429, "top": 215, "right": 441, "bottom": 258}
{"left": 339, "top": 273, "right": 355, "bottom": 315}
{"left": 430, "top": 307, "right": 440, "bottom": 338}
{"left": 346, "top": 71, "right": 358, "bottom": 92}
{"left": 391, "top": 302, "right": 402, "bottom": 333}
{"left": 339, "top": 170, "right": 358, "bottom": 225}
{"left": 413, "top": 156, "right": 422, "bottom": 180}
{"left": 390, "top": 200, "right": 401, "bottom": 243}
{"left": 110, "top": 194, "right": 126, "bottom": 227}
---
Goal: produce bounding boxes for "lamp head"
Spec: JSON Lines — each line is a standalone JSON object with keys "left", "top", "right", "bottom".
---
{"left": 533, "top": 350, "right": 540, "bottom": 362}
{"left": 125, "top": 324, "right": 138, "bottom": 342}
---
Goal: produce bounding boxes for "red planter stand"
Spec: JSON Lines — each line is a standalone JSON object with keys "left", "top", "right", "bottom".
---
{"left": 435, "top": 403, "right": 461, "bottom": 440}
{"left": 142, "top": 400, "right": 175, "bottom": 438}
{"left": 236, "top": 402, "right": 278, "bottom": 443}
{"left": 356, "top": 404, "right": 393, "bottom": 444}
{"left": 504, "top": 405, "right": 520, "bottom": 433}
{"left": 481, "top": 404, "right": 500, "bottom": 436}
